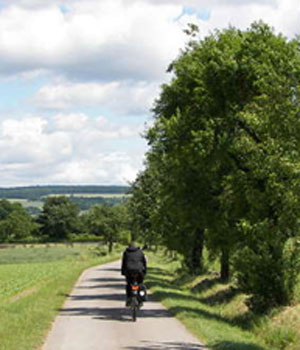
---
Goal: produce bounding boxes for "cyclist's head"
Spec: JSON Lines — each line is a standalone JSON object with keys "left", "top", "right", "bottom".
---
{"left": 129, "top": 241, "right": 137, "bottom": 248}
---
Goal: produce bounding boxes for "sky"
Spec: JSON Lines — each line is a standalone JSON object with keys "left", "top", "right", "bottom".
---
{"left": 0, "top": 0, "right": 300, "bottom": 187}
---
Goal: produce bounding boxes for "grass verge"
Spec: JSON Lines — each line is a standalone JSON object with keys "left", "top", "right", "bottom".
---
{"left": 0, "top": 244, "right": 122, "bottom": 350}
{"left": 145, "top": 251, "right": 300, "bottom": 350}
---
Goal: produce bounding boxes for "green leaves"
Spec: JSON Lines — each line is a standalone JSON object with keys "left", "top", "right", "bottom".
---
{"left": 0, "top": 200, "right": 37, "bottom": 243}
{"left": 38, "top": 196, "right": 79, "bottom": 241}
{"left": 139, "top": 21, "right": 300, "bottom": 311}
{"left": 85, "top": 204, "right": 126, "bottom": 252}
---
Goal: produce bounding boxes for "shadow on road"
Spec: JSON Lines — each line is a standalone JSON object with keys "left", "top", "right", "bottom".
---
{"left": 77, "top": 276, "right": 125, "bottom": 291}
{"left": 86, "top": 277, "right": 124, "bottom": 282}
{"left": 58, "top": 306, "right": 172, "bottom": 322}
{"left": 124, "top": 341, "right": 205, "bottom": 350}
{"left": 98, "top": 267, "right": 120, "bottom": 272}
{"left": 68, "top": 293, "right": 124, "bottom": 301}
{"left": 77, "top": 284, "right": 125, "bottom": 290}
{"left": 124, "top": 340, "right": 264, "bottom": 350}
{"left": 67, "top": 290, "right": 157, "bottom": 303}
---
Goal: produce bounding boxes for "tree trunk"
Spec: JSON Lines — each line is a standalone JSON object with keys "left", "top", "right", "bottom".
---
{"left": 108, "top": 240, "right": 113, "bottom": 253}
{"left": 220, "top": 247, "right": 230, "bottom": 281}
{"left": 187, "top": 229, "right": 204, "bottom": 273}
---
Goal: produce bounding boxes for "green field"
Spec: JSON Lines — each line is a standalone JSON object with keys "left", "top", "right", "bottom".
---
{"left": 0, "top": 245, "right": 121, "bottom": 350}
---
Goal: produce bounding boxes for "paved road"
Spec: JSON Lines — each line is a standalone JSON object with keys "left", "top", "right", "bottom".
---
{"left": 42, "top": 260, "right": 206, "bottom": 350}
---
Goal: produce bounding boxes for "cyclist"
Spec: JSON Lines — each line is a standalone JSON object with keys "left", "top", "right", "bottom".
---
{"left": 121, "top": 241, "right": 147, "bottom": 306}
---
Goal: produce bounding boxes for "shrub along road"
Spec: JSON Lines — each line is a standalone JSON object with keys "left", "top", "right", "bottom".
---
{"left": 42, "top": 260, "right": 206, "bottom": 350}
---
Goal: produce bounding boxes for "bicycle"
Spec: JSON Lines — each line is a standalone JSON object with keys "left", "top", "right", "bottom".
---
{"left": 127, "top": 276, "right": 147, "bottom": 322}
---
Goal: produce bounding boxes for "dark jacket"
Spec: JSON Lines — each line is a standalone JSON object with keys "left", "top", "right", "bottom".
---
{"left": 121, "top": 247, "right": 147, "bottom": 276}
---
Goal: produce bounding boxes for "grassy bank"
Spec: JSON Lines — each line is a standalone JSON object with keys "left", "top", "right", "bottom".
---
{"left": 146, "top": 251, "right": 300, "bottom": 350}
{"left": 0, "top": 244, "right": 121, "bottom": 350}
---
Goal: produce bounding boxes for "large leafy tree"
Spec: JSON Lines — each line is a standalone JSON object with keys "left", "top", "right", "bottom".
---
{"left": 38, "top": 196, "right": 80, "bottom": 241}
{"left": 86, "top": 204, "right": 124, "bottom": 252}
{"left": 145, "top": 22, "right": 300, "bottom": 310}
{"left": 0, "top": 200, "right": 37, "bottom": 242}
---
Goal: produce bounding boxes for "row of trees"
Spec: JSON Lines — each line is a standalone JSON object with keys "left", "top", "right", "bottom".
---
{"left": 128, "top": 22, "right": 300, "bottom": 312}
{"left": 0, "top": 197, "right": 128, "bottom": 252}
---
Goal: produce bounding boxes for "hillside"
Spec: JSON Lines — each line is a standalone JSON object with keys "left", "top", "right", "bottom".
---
{"left": 0, "top": 185, "right": 130, "bottom": 200}
{"left": 0, "top": 185, "right": 130, "bottom": 214}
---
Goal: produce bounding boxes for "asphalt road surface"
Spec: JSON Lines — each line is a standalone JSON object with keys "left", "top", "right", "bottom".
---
{"left": 42, "top": 260, "right": 206, "bottom": 350}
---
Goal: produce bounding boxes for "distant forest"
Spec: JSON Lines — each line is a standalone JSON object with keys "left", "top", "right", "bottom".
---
{"left": 0, "top": 185, "right": 130, "bottom": 200}
{"left": 0, "top": 186, "right": 130, "bottom": 213}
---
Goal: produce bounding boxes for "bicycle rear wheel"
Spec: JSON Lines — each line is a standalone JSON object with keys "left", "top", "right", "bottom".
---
{"left": 132, "top": 305, "right": 137, "bottom": 322}
{"left": 131, "top": 297, "right": 138, "bottom": 322}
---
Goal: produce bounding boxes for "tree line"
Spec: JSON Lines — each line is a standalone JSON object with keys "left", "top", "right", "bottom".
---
{"left": 0, "top": 197, "right": 129, "bottom": 253}
{"left": 127, "top": 22, "right": 300, "bottom": 312}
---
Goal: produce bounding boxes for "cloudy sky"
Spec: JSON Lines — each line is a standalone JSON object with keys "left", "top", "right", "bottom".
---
{"left": 0, "top": 0, "right": 299, "bottom": 187}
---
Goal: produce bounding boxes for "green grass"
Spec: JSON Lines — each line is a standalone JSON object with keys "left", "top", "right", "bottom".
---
{"left": 0, "top": 245, "right": 87, "bottom": 264}
{"left": 2, "top": 246, "right": 299, "bottom": 350}
{"left": 0, "top": 245, "right": 121, "bottom": 350}
{"left": 145, "top": 251, "right": 300, "bottom": 350}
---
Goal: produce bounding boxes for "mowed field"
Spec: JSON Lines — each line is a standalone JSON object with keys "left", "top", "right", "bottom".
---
{"left": 0, "top": 244, "right": 121, "bottom": 350}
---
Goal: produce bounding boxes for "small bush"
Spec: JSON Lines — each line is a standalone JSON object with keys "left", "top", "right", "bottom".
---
{"left": 233, "top": 224, "right": 300, "bottom": 313}
{"left": 262, "top": 325, "right": 297, "bottom": 350}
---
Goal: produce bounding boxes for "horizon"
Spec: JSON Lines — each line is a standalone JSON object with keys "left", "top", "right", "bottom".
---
{"left": 0, "top": 184, "right": 131, "bottom": 189}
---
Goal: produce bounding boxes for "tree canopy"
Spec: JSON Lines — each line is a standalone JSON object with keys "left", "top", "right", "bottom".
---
{"left": 0, "top": 199, "right": 37, "bottom": 242}
{"left": 38, "top": 196, "right": 80, "bottom": 241}
{"left": 86, "top": 204, "right": 128, "bottom": 252}
{"left": 130, "top": 21, "right": 300, "bottom": 311}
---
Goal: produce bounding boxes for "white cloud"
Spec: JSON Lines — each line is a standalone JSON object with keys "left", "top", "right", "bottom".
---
{"left": 0, "top": 113, "right": 145, "bottom": 186}
{"left": 52, "top": 153, "right": 139, "bottom": 184}
{"left": 33, "top": 80, "right": 160, "bottom": 114}
{"left": 0, "top": 0, "right": 299, "bottom": 83}
{"left": 0, "top": 1, "right": 185, "bottom": 81}
{"left": 0, "top": 117, "right": 71, "bottom": 164}
{"left": 145, "top": 0, "right": 277, "bottom": 6}
{"left": 176, "top": 0, "right": 300, "bottom": 39}
{"left": 3, "top": 0, "right": 277, "bottom": 8}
